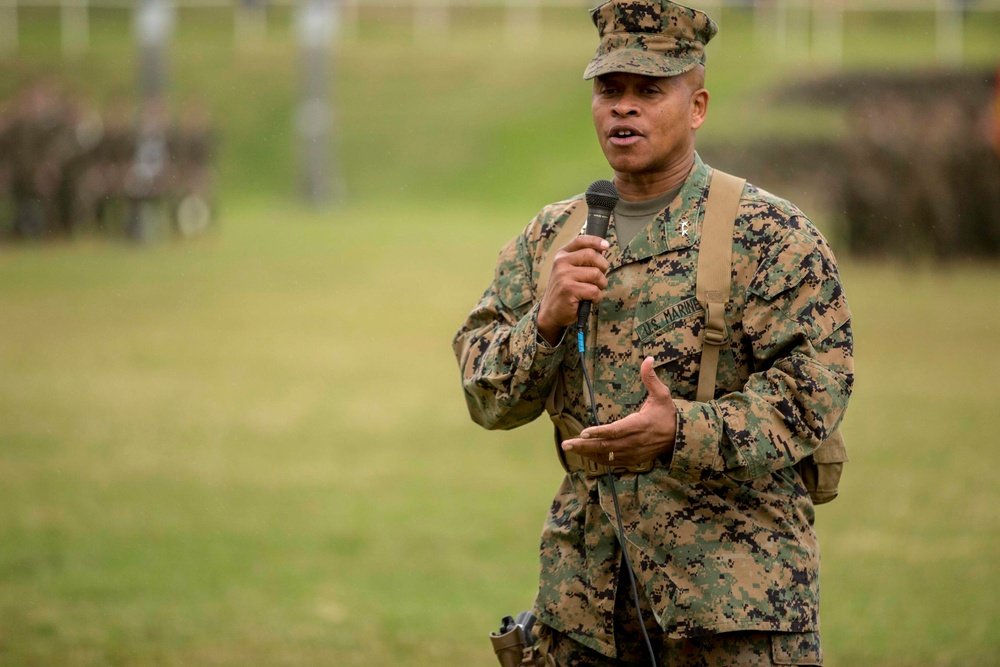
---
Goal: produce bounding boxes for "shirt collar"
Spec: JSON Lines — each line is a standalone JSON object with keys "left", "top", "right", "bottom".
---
{"left": 607, "top": 152, "right": 710, "bottom": 270}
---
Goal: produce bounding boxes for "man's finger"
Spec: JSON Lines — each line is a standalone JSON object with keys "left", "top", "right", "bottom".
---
{"left": 563, "top": 265, "right": 609, "bottom": 290}
{"left": 562, "top": 431, "right": 646, "bottom": 456}
{"left": 562, "top": 235, "right": 610, "bottom": 255}
{"left": 640, "top": 356, "right": 672, "bottom": 402}
{"left": 555, "top": 247, "right": 610, "bottom": 272}
{"left": 575, "top": 414, "right": 646, "bottom": 442}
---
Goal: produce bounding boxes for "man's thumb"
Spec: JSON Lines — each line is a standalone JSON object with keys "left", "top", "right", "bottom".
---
{"left": 641, "top": 356, "right": 671, "bottom": 400}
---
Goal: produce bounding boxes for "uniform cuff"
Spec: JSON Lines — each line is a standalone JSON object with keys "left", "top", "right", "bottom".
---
{"left": 510, "top": 302, "right": 565, "bottom": 375}
{"left": 667, "top": 399, "right": 724, "bottom": 485}
{"left": 536, "top": 324, "right": 569, "bottom": 350}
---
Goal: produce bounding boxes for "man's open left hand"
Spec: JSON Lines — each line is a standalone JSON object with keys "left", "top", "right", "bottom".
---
{"left": 561, "top": 356, "right": 677, "bottom": 467}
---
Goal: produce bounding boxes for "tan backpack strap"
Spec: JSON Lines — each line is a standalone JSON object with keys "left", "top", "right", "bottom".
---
{"left": 695, "top": 170, "right": 746, "bottom": 403}
{"left": 536, "top": 199, "right": 587, "bottom": 298}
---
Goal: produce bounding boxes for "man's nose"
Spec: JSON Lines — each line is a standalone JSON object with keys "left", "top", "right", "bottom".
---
{"left": 612, "top": 95, "right": 639, "bottom": 116}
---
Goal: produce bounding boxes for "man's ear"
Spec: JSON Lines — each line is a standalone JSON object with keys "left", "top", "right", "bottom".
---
{"left": 690, "top": 88, "right": 709, "bottom": 131}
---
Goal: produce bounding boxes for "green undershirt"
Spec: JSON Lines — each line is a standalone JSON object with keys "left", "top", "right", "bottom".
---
{"left": 613, "top": 185, "right": 683, "bottom": 247}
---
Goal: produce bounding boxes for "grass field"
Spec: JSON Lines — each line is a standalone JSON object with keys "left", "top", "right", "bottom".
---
{"left": 1, "top": 6, "right": 1000, "bottom": 667}
{"left": 2, "top": 203, "right": 999, "bottom": 666}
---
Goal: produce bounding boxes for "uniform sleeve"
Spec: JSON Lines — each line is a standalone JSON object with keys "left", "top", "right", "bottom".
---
{"left": 667, "top": 224, "right": 854, "bottom": 484}
{"left": 452, "top": 229, "right": 569, "bottom": 431}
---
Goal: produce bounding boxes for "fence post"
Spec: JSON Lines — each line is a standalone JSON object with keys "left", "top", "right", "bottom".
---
{"left": 0, "top": 0, "right": 18, "bottom": 56}
{"left": 136, "top": 0, "right": 174, "bottom": 100}
{"left": 936, "top": 0, "right": 963, "bottom": 65}
{"left": 130, "top": 0, "right": 175, "bottom": 241}
{"left": 61, "top": 0, "right": 89, "bottom": 57}
{"left": 295, "top": 0, "right": 341, "bottom": 205}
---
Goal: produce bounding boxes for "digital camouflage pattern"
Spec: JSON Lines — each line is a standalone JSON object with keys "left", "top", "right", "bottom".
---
{"left": 584, "top": 0, "right": 718, "bottom": 80}
{"left": 540, "top": 554, "right": 822, "bottom": 665}
{"left": 547, "top": 629, "right": 822, "bottom": 666}
{"left": 452, "top": 154, "right": 853, "bottom": 659}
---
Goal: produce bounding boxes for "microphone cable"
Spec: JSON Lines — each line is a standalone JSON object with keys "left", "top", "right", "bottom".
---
{"left": 576, "top": 316, "right": 660, "bottom": 667}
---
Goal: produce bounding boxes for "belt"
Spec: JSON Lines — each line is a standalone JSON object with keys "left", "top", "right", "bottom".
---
{"left": 548, "top": 400, "right": 657, "bottom": 478}
{"left": 562, "top": 449, "right": 655, "bottom": 479}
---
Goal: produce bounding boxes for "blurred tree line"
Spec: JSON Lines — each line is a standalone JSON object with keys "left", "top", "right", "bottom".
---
{"left": 2, "top": 66, "right": 998, "bottom": 258}
{"left": 711, "top": 68, "right": 1000, "bottom": 259}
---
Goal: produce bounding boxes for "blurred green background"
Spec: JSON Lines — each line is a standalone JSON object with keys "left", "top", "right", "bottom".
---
{"left": 1, "top": 3, "right": 999, "bottom": 665}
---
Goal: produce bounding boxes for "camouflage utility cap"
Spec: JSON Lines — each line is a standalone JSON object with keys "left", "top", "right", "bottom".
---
{"left": 584, "top": 0, "right": 718, "bottom": 80}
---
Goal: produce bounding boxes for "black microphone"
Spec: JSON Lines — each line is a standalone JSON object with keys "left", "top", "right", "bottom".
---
{"left": 577, "top": 179, "right": 619, "bottom": 329}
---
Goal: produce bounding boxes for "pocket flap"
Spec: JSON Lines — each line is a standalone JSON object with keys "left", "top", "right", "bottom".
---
{"left": 771, "top": 631, "right": 823, "bottom": 665}
{"left": 747, "top": 235, "right": 816, "bottom": 302}
{"left": 640, "top": 312, "right": 705, "bottom": 366}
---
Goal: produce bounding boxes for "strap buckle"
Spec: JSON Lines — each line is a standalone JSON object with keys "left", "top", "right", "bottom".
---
{"left": 702, "top": 300, "right": 728, "bottom": 347}
{"left": 703, "top": 326, "right": 727, "bottom": 346}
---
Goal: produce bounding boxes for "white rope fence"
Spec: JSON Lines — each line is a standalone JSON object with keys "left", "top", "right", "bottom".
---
{"left": 1, "top": 0, "right": 998, "bottom": 64}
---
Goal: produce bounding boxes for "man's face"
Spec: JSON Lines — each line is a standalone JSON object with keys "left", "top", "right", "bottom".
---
{"left": 591, "top": 71, "right": 707, "bottom": 179}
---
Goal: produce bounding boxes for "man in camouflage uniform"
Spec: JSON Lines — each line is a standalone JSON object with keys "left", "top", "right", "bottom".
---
{"left": 453, "top": 1, "right": 853, "bottom": 665}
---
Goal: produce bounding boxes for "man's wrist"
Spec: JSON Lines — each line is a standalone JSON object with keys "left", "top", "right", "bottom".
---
{"left": 536, "top": 309, "right": 565, "bottom": 346}
{"left": 536, "top": 324, "right": 567, "bottom": 348}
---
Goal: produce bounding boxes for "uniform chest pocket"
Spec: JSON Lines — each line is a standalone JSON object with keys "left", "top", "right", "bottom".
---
{"left": 638, "top": 301, "right": 705, "bottom": 401}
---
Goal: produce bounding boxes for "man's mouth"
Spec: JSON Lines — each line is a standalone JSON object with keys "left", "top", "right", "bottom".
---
{"left": 609, "top": 127, "right": 642, "bottom": 146}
